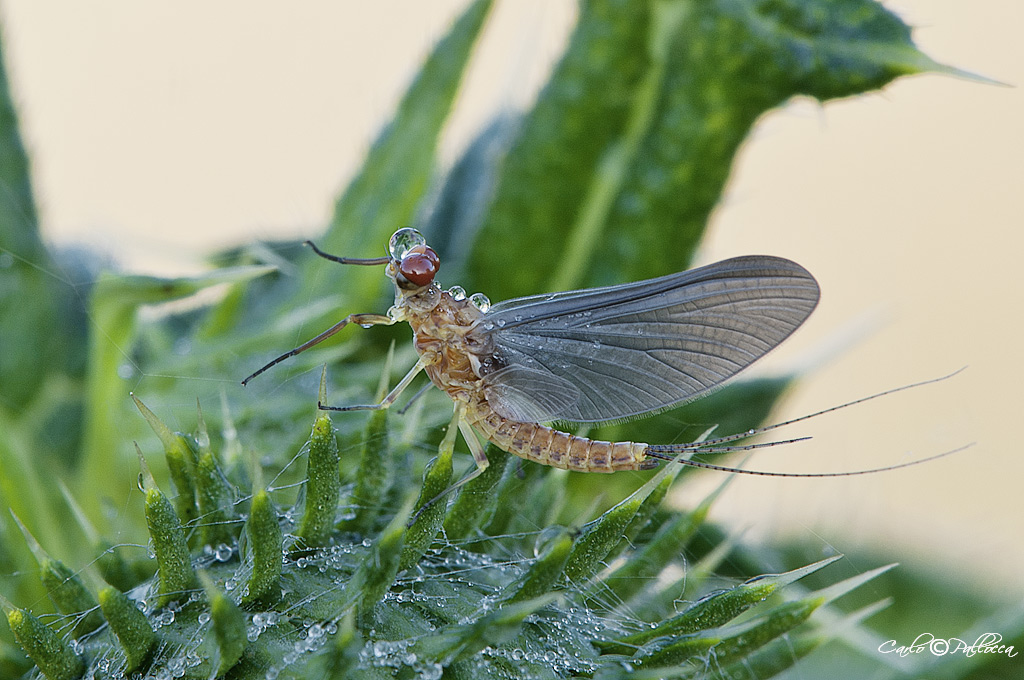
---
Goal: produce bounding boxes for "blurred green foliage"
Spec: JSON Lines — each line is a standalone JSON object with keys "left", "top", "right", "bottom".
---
{"left": 0, "top": 1, "right": 1017, "bottom": 678}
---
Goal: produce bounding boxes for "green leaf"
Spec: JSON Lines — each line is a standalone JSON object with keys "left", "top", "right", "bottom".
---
{"left": 465, "top": 0, "right": 651, "bottom": 299}
{"left": 468, "top": 0, "right": 952, "bottom": 300}
{"left": 356, "top": 498, "right": 413, "bottom": 628}
{"left": 133, "top": 394, "right": 200, "bottom": 528}
{"left": 0, "top": 25, "right": 64, "bottom": 410}
{"left": 38, "top": 560, "right": 103, "bottom": 639}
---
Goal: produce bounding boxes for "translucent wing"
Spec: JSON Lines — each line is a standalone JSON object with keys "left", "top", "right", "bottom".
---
{"left": 478, "top": 256, "right": 819, "bottom": 422}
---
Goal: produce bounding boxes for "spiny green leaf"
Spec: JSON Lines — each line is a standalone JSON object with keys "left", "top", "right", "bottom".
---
{"left": 357, "top": 498, "right": 413, "bottom": 628}
{"left": 564, "top": 457, "right": 677, "bottom": 582}
{"left": 339, "top": 408, "right": 390, "bottom": 535}
{"left": 242, "top": 488, "right": 283, "bottom": 604}
{"left": 38, "top": 560, "right": 103, "bottom": 639}
{"left": 194, "top": 401, "right": 238, "bottom": 548}
{"left": 601, "top": 556, "right": 842, "bottom": 654}
{"left": 195, "top": 452, "right": 237, "bottom": 549}
{"left": 400, "top": 422, "right": 456, "bottom": 570}
{"left": 443, "top": 445, "right": 510, "bottom": 541}
{"left": 323, "top": 612, "right": 362, "bottom": 680}
{"left": 204, "top": 575, "right": 248, "bottom": 676}
{"left": 503, "top": 529, "right": 574, "bottom": 604}
{"left": 412, "top": 594, "right": 560, "bottom": 665}
{"left": 599, "top": 477, "right": 732, "bottom": 603}
{"left": 132, "top": 394, "right": 200, "bottom": 526}
{"left": 11, "top": 512, "right": 103, "bottom": 638}
{"left": 5, "top": 607, "right": 84, "bottom": 680}
{"left": 98, "top": 586, "right": 156, "bottom": 673}
{"left": 138, "top": 447, "right": 197, "bottom": 606}
{"left": 295, "top": 413, "right": 341, "bottom": 549}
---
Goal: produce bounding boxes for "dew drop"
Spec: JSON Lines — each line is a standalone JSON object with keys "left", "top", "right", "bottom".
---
{"left": 447, "top": 285, "right": 466, "bottom": 301}
{"left": 469, "top": 292, "right": 491, "bottom": 312}
{"left": 198, "top": 612, "right": 210, "bottom": 625}
{"left": 388, "top": 228, "right": 426, "bottom": 260}
{"left": 214, "top": 543, "right": 233, "bottom": 562}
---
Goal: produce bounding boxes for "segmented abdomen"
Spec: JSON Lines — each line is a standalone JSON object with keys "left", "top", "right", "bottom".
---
{"left": 465, "top": 402, "right": 654, "bottom": 472}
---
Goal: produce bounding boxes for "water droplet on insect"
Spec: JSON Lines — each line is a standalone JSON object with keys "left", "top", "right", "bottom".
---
{"left": 359, "top": 323, "right": 373, "bottom": 329}
{"left": 447, "top": 285, "right": 466, "bottom": 301}
{"left": 388, "top": 227, "right": 426, "bottom": 260}
{"left": 469, "top": 292, "right": 491, "bottom": 312}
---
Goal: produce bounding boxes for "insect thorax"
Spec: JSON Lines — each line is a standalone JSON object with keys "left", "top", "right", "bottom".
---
{"left": 403, "top": 287, "right": 496, "bottom": 398}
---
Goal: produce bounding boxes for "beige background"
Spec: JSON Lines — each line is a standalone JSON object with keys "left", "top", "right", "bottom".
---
{"left": 1, "top": 1, "right": 1020, "bottom": 586}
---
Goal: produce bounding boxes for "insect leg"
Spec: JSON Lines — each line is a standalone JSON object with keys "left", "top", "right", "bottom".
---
{"left": 396, "top": 382, "right": 434, "bottom": 415}
{"left": 318, "top": 353, "right": 437, "bottom": 412}
{"left": 241, "top": 312, "right": 394, "bottom": 385}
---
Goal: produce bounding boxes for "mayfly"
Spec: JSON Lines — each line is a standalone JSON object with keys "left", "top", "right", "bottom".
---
{"left": 243, "top": 228, "right": 958, "bottom": 487}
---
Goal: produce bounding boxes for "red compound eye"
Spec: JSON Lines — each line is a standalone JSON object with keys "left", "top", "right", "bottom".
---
{"left": 399, "top": 245, "right": 440, "bottom": 286}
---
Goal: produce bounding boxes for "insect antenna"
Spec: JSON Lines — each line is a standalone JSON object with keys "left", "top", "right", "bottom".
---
{"left": 304, "top": 240, "right": 391, "bottom": 266}
{"left": 240, "top": 241, "right": 392, "bottom": 385}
